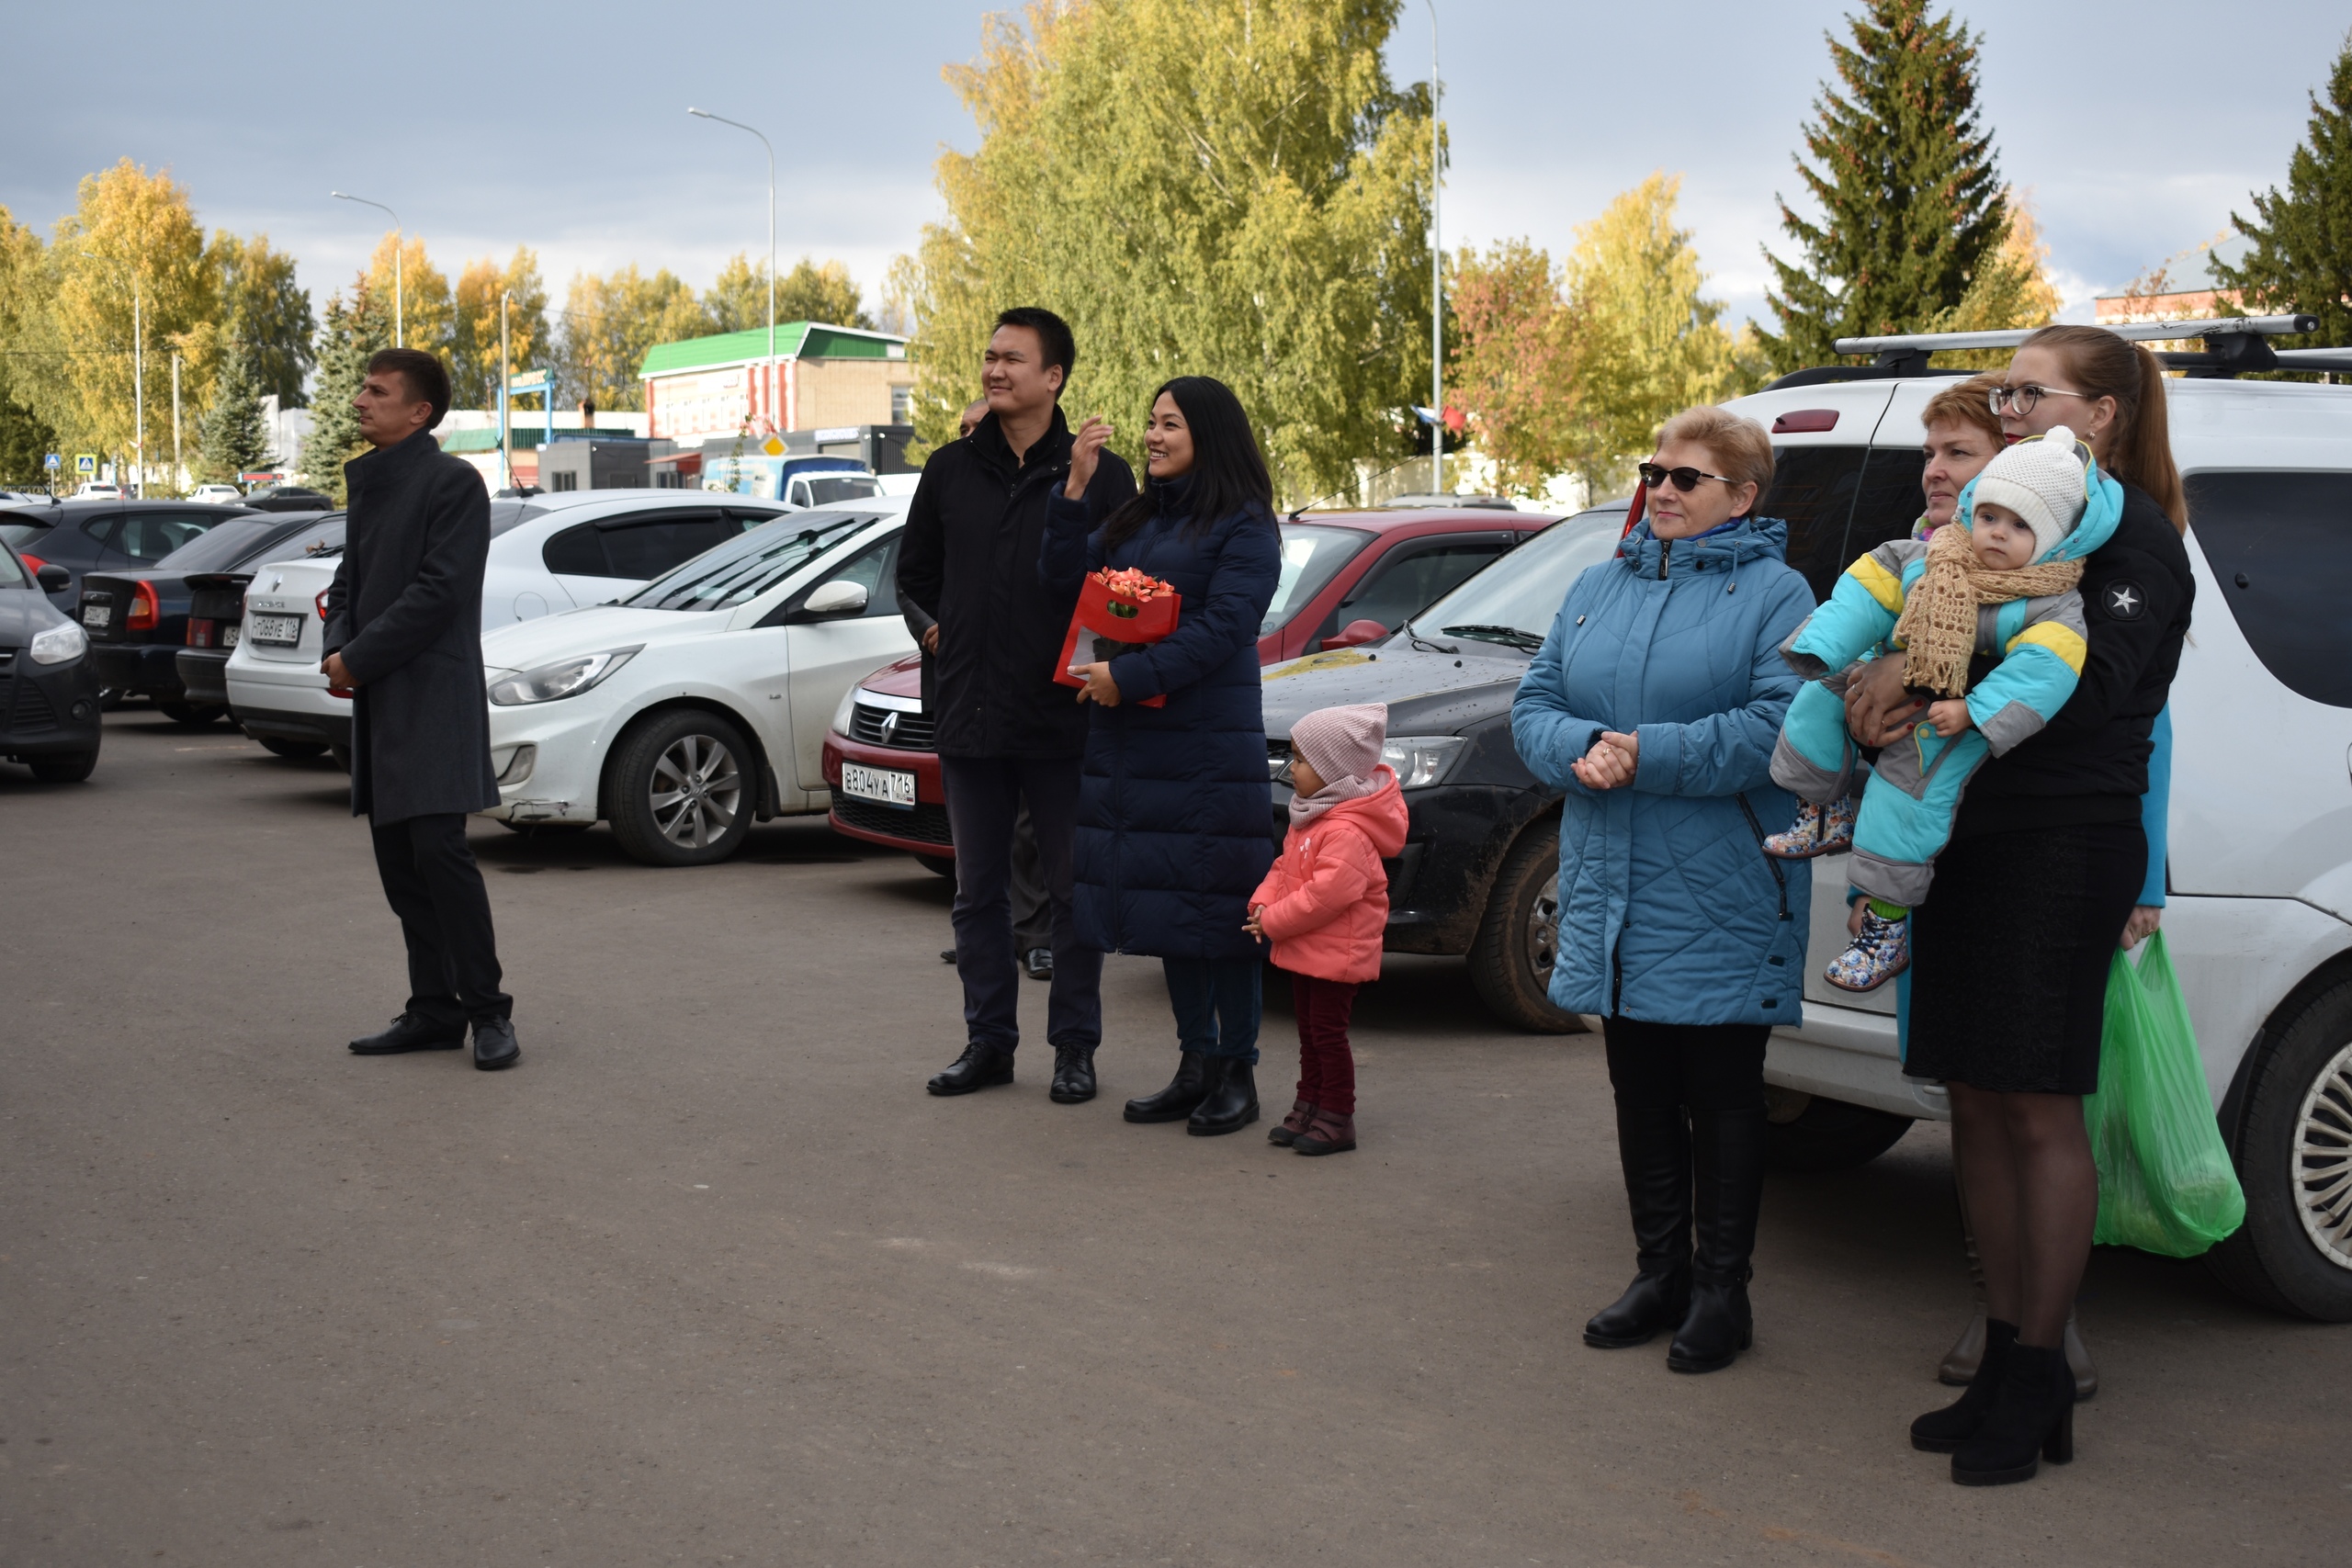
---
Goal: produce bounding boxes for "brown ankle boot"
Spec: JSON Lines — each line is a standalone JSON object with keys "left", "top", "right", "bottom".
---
{"left": 1270, "top": 1100, "right": 1317, "bottom": 1146}
{"left": 1292, "top": 1109, "right": 1356, "bottom": 1156}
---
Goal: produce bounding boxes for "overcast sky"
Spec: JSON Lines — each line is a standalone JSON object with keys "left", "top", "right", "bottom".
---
{"left": 6, "top": 1, "right": 2343, "bottom": 337}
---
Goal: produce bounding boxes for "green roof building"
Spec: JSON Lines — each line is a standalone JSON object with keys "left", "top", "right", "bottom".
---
{"left": 639, "top": 321, "right": 912, "bottom": 446}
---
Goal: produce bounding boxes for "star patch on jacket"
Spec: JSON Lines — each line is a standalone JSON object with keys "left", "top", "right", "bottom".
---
{"left": 2101, "top": 581, "right": 2146, "bottom": 620}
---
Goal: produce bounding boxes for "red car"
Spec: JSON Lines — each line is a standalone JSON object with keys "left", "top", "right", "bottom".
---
{"left": 821, "top": 504, "right": 1555, "bottom": 868}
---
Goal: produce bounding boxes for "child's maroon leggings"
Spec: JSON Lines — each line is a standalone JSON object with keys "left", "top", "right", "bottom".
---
{"left": 1290, "top": 973, "right": 1360, "bottom": 1114}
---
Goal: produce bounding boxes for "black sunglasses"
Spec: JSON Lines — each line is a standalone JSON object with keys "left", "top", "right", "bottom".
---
{"left": 1638, "top": 462, "right": 1738, "bottom": 493}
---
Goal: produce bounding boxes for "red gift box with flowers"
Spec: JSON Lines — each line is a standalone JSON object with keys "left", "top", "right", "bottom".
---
{"left": 1055, "top": 567, "right": 1182, "bottom": 709}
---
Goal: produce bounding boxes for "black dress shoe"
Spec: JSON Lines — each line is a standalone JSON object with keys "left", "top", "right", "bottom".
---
{"left": 1023, "top": 946, "right": 1054, "bottom": 980}
{"left": 1124, "top": 1050, "right": 1208, "bottom": 1122}
{"left": 1186, "top": 1056, "right": 1259, "bottom": 1136}
{"left": 350, "top": 1012, "right": 467, "bottom": 1055}
{"left": 928, "top": 1043, "right": 1014, "bottom": 1096}
{"left": 471, "top": 1018, "right": 521, "bottom": 1071}
{"left": 1049, "top": 1044, "right": 1096, "bottom": 1103}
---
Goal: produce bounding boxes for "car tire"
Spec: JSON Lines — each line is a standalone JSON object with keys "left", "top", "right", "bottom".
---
{"left": 1762, "top": 1088, "right": 1914, "bottom": 1173}
{"left": 257, "top": 737, "right": 328, "bottom": 760}
{"left": 2205, "top": 978, "right": 2352, "bottom": 1322}
{"left": 916, "top": 853, "right": 957, "bottom": 879}
{"left": 1467, "top": 818, "right": 1581, "bottom": 1034}
{"left": 27, "top": 750, "right": 98, "bottom": 784}
{"left": 607, "top": 708, "right": 756, "bottom": 868}
{"left": 159, "top": 701, "right": 226, "bottom": 728}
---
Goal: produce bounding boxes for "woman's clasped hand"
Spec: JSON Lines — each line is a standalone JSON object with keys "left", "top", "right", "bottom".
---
{"left": 1569, "top": 729, "right": 1641, "bottom": 790}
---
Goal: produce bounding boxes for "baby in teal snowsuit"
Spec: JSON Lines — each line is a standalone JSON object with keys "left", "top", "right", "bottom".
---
{"left": 1764, "top": 428, "right": 2124, "bottom": 991}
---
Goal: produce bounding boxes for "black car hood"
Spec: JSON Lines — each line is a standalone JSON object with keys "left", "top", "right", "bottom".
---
{"left": 0, "top": 584, "right": 72, "bottom": 644}
{"left": 1260, "top": 641, "right": 1528, "bottom": 739}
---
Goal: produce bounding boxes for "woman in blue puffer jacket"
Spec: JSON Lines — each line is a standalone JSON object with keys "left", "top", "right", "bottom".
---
{"left": 1042, "top": 376, "right": 1281, "bottom": 1137}
{"left": 1511, "top": 405, "right": 1816, "bottom": 1375}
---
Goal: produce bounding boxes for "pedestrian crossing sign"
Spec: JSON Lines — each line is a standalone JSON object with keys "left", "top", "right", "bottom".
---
{"left": 74, "top": 454, "right": 96, "bottom": 475}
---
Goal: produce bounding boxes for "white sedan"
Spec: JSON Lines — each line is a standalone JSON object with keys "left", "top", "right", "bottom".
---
{"left": 478, "top": 502, "right": 916, "bottom": 865}
{"left": 226, "top": 489, "right": 798, "bottom": 762}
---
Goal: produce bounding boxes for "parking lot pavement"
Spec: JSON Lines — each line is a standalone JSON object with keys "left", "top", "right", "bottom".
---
{"left": 2, "top": 710, "right": 2346, "bottom": 1566}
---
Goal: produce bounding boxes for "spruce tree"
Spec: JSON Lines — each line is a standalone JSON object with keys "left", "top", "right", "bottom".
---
{"left": 304, "top": 279, "right": 383, "bottom": 502}
{"left": 197, "top": 343, "right": 273, "bottom": 484}
{"left": 2211, "top": 31, "right": 2352, "bottom": 356}
{"left": 1757, "top": 0, "right": 2008, "bottom": 372}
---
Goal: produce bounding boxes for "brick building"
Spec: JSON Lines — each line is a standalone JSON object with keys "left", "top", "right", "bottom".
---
{"left": 639, "top": 322, "right": 913, "bottom": 445}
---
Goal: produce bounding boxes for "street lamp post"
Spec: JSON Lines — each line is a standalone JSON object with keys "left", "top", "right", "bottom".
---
{"left": 500, "top": 290, "right": 514, "bottom": 491}
{"left": 82, "top": 251, "right": 143, "bottom": 494}
{"left": 1423, "top": 0, "right": 1443, "bottom": 496}
{"left": 332, "top": 191, "right": 403, "bottom": 346}
{"left": 688, "top": 107, "right": 776, "bottom": 438}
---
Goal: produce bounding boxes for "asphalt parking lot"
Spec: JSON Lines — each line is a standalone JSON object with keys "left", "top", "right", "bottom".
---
{"left": 3, "top": 710, "right": 2347, "bottom": 1567}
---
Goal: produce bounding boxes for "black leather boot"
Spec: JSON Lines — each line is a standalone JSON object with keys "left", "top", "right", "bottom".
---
{"left": 1952, "top": 1341, "right": 2074, "bottom": 1485}
{"left": 1124, "top": 1051, "right": 1208, "bottom": 1122}
{"left": 1584, "top": 1104, "right": 1692, "bottom": 1348}
{"left": 927, "top": 1043, "right": 1014, "bottom": 1096}
{"left": 1667, "top": 1107, "right": 1765, "bottom": 1373}
{"left": 1048, "top": 1045, "right": 1097, "bottom": 1104}
{"left": 1914, "top": 1318, "right": 2018, "bottom": 1451}
{"left": 1187, "top": 1057, "right": 1259, "bottom": 1136}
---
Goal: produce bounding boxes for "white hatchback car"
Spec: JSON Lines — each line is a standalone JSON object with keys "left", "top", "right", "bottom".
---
{"left": 477, "top": 501, "right": 915, "bottom": 865}
{"left": 226, "top": 489, "right": 796, "bottom": 761}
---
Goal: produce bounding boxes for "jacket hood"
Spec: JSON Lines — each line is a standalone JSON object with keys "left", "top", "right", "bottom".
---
{"left": 1613, "top": 513, "right": 1790, "bottom": 577}
{"left": 1318, "top": 768, "right": 1409, "bottom": 857}
{"left": 1954, "top": 446, "right": 2125, "bottom": 565}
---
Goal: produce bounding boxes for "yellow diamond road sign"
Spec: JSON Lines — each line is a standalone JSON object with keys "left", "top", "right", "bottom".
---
{"left": 761, "top": 435, "right": 786, "bottom": 457}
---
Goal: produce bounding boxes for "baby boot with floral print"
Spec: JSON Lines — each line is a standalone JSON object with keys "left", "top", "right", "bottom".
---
{"left": 1824, "top": 905, "right": 1910, "bottom": 993}
{"left": 1763, "top": 795, "right": 1856, "bottom": 860}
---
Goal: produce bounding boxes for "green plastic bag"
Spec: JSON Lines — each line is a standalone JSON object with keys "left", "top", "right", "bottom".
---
{"left": 2082, "top": 931, "right": 2245, "bottom": 1257}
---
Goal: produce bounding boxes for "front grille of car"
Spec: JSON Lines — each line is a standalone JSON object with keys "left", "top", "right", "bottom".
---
{"left": 8, "top": 664, "right": 59, "bottom": 733}
{"left": 832, "top": 795, "right": 953, "bottom": 845}
{"left": 848, "top": 702, "right": 935, "bottom": 750}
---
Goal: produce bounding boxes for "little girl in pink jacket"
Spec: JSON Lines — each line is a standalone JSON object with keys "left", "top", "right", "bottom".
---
{"left": 1244, "top": 703, "right": 1410, "bottom": 1156}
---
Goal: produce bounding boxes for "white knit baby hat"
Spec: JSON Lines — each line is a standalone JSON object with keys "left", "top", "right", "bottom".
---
{"left": 1969, "top": 426, "right": 2090, "bottom": 563}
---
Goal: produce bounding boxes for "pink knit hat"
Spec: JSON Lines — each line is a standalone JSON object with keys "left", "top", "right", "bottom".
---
{"left": 1289, "top": 702, "right": 1388, "bottom": 786}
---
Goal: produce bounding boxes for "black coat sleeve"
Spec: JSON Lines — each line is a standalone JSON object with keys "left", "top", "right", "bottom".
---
{"left": 338, "top": 466, "right": 488, "bottom": 685}
{"left": 898, "top": 450, "right": 948, "bottom": 625}
{"left": 322, "top": 551, "right": 354, "bottom": 659}
{"left": 2040, "top": 501, "right": 2192, "bottom": 744}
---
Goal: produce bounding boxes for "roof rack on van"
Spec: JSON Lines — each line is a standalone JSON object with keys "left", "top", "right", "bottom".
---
{"left": 1766, "top": 313, "right": 2341, "bottom": 390}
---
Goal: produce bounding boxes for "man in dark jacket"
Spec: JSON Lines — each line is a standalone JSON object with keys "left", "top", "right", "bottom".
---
{"left": 323, "top": 348, "right": 518, "bottom": 1072}
{"left": 898, "top": 310, "right": 1135, "bottom": 1101}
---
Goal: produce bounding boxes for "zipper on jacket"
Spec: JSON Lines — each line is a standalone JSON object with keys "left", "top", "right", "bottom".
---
{"left": 1657, "top": 537, "right": 1669, "bottom": 581}
{"left": 1736, "top": 794, "right": 1792, "bottom": 922}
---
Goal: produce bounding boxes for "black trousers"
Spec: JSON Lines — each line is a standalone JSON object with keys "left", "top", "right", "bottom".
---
{"left": 1008, "top": 800, "right": 1053, "bottom": 953}
{"left": 940, "top": 754, "right": 1102, "bottom": 1053}
{"left": 368, "top": 813, "right": 510, "bottom": 1026}
{"left": 1601, "top": 1018, "right": 1770, "bottom": 1113}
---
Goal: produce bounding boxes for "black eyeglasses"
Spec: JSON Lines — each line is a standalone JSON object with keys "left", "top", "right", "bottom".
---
{"left": 1987, "top": 383, "right": 2093, "bottom": 416}
{"left": 1638, "top": 462, "right": 1738, "bottom": 493}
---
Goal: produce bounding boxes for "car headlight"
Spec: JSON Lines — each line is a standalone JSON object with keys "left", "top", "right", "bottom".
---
{"left": 1382, "top": 734, "right": 1466, "bottom": 789}
{"left": 28, "top": 620, "right": 87, "bottom": 665}
{"left": 831, "top": 683, "right": 864, "bottom": 737}
{"left": 486, "top": 646, "right": 641, "bottom": 706}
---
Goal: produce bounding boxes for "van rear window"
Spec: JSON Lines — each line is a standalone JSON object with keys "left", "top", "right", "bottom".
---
{"left": 2187, "top": 470, "right": 2352, "bottom": 707}
{"left": 1761, "top": 446, "right": 1926, "bottom": 604}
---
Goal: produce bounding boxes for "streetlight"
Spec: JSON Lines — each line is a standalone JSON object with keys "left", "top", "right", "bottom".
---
{"left": 688, "top": 107, "right": 776, "bottom": 438}
{"left": 81, "top": 251, "right": 142, "bottom": 494}
{"left": 332, "top": 191, "right": 403, "bottom": 346}
{"left": 1422, "top": 0, "right": 1443, "bottom": 495}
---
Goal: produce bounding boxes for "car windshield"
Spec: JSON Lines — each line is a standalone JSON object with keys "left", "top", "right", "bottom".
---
{"left": 1402, "top": 508, "right": 1627, "bottom": 654}
{"left": 1262, "top": 523, "right": 1372, "bottom": 635}
{"left": 0, "top": 546, "right": 25, "bottom": 588}
{"left": 623, "top": 510, "right": 875, "bottom": 612}
{"left": 802, "top": 475, "right": 880, "bottom": 506}
{"left": 153, "top": 514, "right": 290, "bottom": 570}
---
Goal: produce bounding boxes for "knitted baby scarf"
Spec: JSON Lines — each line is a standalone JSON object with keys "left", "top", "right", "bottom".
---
{"left": 1892, "top": 523, "right": 2085, "bottom": 697}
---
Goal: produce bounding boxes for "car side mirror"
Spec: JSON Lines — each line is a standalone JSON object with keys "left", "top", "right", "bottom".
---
{"left": 800, "top": 580, "right": 869, "bottom": 617}
{"left": 1318, "top": 617, "right": 1387, "bottom": 651}
{"left": 34, "top": 564, "right": 70, "bottom": 592}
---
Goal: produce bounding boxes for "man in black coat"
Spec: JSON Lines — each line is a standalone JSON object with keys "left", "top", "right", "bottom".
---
{"left": 898, "top": 310, "right": 1135, "bottom": 1101}
{"left": 323, "top": 348, "right": 518, "bottom": 1071}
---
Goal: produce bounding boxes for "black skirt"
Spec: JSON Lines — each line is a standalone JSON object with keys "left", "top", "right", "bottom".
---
{"left": 1904, "top": 821, "right": 2146, "bottom": 1096}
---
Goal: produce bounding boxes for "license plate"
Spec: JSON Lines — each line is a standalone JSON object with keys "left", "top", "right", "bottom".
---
{"left": 222, "top": 624, "right": 240, "bottom": 647}
{"left": 840, "top": 761, "right": 916, "bottom": 809}
{"left": 82, "top": 604, "right": 110, "bottom": 627}
{"left": 249, "top": 613, "right": 303, "bottom": 646}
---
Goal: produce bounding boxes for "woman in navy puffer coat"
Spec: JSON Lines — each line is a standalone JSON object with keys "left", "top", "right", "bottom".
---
{"left": 1041, "top": 376, "right": 1280, "bottom": 1137}
{"left": 1511, "top": 406, "right": 1815, "bottom": 1377}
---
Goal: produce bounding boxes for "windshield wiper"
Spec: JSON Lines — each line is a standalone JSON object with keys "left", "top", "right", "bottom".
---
{"left": 1404, "top": 620, "right": 1459, "bottom": 653}
{"left": 1442, "top": 624, "right": 1544, "bottom": 651}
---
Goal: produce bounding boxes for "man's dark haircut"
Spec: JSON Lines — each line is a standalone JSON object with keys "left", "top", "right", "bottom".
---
{"left": 992, "top": 307, "right": 1076, "bottom": 396}
{"left": 367, "top": 347, "right": 453, "bottom": 430}
{"left": 1101, "top": 376, "right": 1273, "bottom": 548}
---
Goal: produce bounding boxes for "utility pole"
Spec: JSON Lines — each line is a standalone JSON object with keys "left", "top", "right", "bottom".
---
{"left": 500, "top": 290, "right": 513, "bottom": 491}
{"left": 689, "top": 108, "right": 776, "bottom": 436}
{"left": 1424, "top": 0, "right": 1442, "bottom": 496}
{"left": 333, "top": 191, "right": 404, "bottom": 345}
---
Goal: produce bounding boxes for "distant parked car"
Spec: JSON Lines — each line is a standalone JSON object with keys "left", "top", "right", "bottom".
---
{"left": 77, "top": 510, "right": 343, "bottom": 726}
{"left": 0, "top": 536, "right": 102, "bottom": 782}
{"left": 241, "top": 484, "right": 335, "bottom": 513}
{"left": 187, "top": 483, "right": 244, "bottom": 504}
{"left": 73, "top": 482, "right": 123, "bottom": 500}
{"left": 0, "top": 498, "right": 254, "bottom": 618}
{"left": 225, "top": 489, "right": 797, "bottom": 763}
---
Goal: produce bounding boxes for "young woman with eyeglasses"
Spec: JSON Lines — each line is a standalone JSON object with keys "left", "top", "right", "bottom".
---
{"left": 1845, "top": 324, "right": 2195, "bottom": 1484}
{"left": 1510, "top": 406, "right": 1817, "bottom": 1375}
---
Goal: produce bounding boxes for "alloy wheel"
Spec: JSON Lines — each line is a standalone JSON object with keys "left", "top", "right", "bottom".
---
{"left": 647, "top": 733, "right": 741, "bottom": 850}
{"left": 1525, "top": 868, "right": 1560, "bottom": 991}
{"left": 2294, "top": 1037, "right": 2352, "bottom": 1269}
